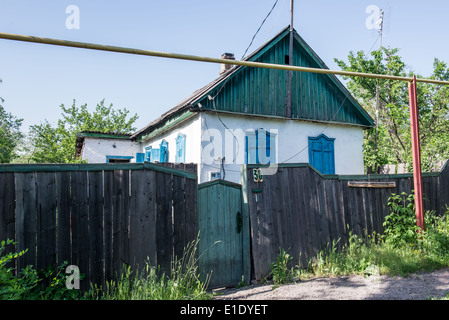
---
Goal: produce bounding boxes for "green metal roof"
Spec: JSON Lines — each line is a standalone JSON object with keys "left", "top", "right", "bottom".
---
{"left": 133, "top": 26, "right": 374, "bottom": 141}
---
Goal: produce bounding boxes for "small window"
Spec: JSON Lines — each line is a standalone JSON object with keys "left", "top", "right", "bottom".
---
{"left": 209, "top": 171, "right": 221, "bottom": 181}
{"left": 106, "top": 155, "right": 133, "bottom": 163}
{"left": 175, "top": 133, "right": 186, "bottom": 163}
{"left": 245, "top": 129, "right": 277, "bottom": 165}
{"left": 308, "top": 134, "right": 335, "bottom": 174}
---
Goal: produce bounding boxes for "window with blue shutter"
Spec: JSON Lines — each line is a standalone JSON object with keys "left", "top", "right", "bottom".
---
{"left": 308, "top": 134, "right": 335, "bottom": 174}
{"left": 136, "top": 153, "right": 145, "bottom": 163}
{"left": 175, "top": 133, "right": 186, "bottom": 163}
{"left": 159, "top": 140, "right": 168, "bottom": 163}
{"left": 245, "top": 129, "right": 277, "bottom": 165}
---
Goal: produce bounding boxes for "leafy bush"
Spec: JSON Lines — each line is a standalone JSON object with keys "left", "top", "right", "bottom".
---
{"left": 0, "top": 239, "right": 84, "bottom": 300}
{"left": 383, "top": 192, "right": 420, "bottom": 247}
{"left": 270, "top": 248, "right": 294, "bottom": 285}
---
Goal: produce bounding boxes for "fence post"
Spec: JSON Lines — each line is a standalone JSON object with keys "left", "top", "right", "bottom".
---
{"left": 409, "top": 76, "right": 425, "bottom": 231}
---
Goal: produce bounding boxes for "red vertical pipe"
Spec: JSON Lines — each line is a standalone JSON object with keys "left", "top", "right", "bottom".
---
{"left": 409, "top": 76, "right": 425, "bottom": 231}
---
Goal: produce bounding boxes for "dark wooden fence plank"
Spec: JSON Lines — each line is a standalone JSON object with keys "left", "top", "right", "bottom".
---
{"left": 0, "top": 173, "right": 16, "bottom": 268}
{"left": 56, "top": 171, "right": 71, "bottom": 265}
{"left": 15, "top": 172, "right": 37, "bottom": 270}
{"left": 112, "top": 169, "right": 130, "bottom": 274}
{"left": 129, "top": 169, "right": 157, "bottom": 271}
{"left": 103, "top": 170, "right": 114, "bottom": 284}
{"left": 156, "top": 170, "right": 173, "bottom": 273}
{"left": 36, "top": 172, "right": 57, "bottom": 271}
{"left": 88, "top": 170, "right": 104, "bottom": 287}
{"left": 71, "top": 171, "right": 89, "bottom": 289}
{"left": 172, "top": 175, "right": 186, "bottom": 259}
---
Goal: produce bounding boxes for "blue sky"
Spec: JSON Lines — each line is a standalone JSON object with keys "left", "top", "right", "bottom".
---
{"left": 0, "top": 0, "right": 448, "bottom": 132}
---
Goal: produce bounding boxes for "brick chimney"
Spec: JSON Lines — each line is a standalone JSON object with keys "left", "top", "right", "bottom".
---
{"left": 220, "top": 53, "right": 235, "bottom": 75}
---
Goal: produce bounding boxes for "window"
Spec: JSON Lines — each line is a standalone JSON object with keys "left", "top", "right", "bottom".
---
{"left": 308, "top": 134, "right": 335, "bottom": 174}
{"left": 106, "top": 155, "right": 133, "bottom": 163}
{"left": 143, "top": 140, "right": 169, "bottom": 163}
{"left": 159, "top": 140, "right": 168, "bottom": 163}
{"left": 136, "top": 153, "right": 145, "bottom": 163}
{"left": 175, "top": 133, "right": 186, "bottom": 163}
{"left": 245, "top": 129, "right": 277, "bottom": 165}
{"left": 209, "top": 171, "right": 221, "bottom": 181}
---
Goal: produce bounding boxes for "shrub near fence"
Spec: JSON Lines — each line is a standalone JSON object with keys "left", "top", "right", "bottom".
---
{"left": 0, "top": 163, "right": 197, "bottom": 290}
{"left": 245, "top": 162, "right": 449, "bottom": 281}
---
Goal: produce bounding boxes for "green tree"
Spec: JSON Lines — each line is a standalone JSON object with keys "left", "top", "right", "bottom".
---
{"left": 0, "top": 79, "right": 24, "bottom": 163}
{"left": 28, "top": 99, "right": 138, "bottom": 163}
{"left": 335, "top": 48, "right": 449, "bottom": 172}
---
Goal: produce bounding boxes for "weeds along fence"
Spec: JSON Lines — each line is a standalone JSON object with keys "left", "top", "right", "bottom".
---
{"left": 0, "top": 163, "right": 197, "bottom": 290}
{"left": 245, "top": 162, "right": 449, "bottom": 281}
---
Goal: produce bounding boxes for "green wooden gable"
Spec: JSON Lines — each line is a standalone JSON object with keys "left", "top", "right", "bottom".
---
{"left": 194, "top": 27, "right": 374, "bottom": 127}
{"left": 132, "top": 27, "right": 373, "bottom": 142}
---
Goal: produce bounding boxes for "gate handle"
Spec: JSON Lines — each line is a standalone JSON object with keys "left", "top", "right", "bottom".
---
{"left": 236, "top": 211, "right": 242, "bottom": 234}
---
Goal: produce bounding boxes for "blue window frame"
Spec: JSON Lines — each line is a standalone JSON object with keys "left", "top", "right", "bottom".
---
{"left": 308, "top": 134, "right": 335, "bottom": 174}
{"left": 106, "top": 155, "right": 133, "bottom": 163}
{"left": 143, "top": 140, "right": 169, "bottom": 163}
{"left": 175, "top": 133, "right": 186, "bottom": 163}
{"left": 144, "top": 146, "right": 152, "bottom": 162}
{"left": 245, "top": 129, "right": 277, "bottom": 165}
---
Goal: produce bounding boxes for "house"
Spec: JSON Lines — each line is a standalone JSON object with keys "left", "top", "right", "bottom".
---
{"left": 76, "top": 26, "right": 374, "bottom": 184}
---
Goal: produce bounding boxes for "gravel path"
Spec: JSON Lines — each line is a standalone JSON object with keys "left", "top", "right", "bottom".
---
{"left": 213, "top": 268, "right": 449, "bottom": 300}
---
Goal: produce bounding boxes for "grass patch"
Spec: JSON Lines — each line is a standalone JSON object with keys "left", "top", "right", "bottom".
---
{"left": 91, "top": 238, "right": 211, "bottom": 300}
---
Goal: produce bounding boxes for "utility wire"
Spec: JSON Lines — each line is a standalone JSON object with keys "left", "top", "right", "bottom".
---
{"left": 241, "top": 0, "right": 280, "bottom": 60}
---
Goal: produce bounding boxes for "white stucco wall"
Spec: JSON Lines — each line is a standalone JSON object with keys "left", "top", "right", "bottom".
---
{"left": 81, "top": 112, "right": 366, "bottom": 184}
{"left": 199, "top": 113, "right": 365, "bottom": 184}
{"left": 81, "top": 138, "right": 141, "bottom": 163}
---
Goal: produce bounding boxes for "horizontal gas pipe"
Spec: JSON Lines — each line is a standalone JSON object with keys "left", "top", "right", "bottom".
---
{"left": 1, "top": 32, "right": 449, "bottom": 86}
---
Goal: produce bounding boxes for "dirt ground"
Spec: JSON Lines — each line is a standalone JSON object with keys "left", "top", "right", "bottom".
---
{"left": 213, "top": 267, "right": 449, "bottom": 300}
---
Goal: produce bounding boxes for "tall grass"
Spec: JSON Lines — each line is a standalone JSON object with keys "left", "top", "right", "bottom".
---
{"left": 93, "top": 238, "right": 211, "bottom": 300}
{"left": 270, "top": 193, "right": 449, "bottom": 282}
{"left": 300, "top": 203, "right": 449, "bottom": 279}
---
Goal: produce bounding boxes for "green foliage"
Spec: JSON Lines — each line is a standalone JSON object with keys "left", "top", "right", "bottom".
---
{"left": 300, "top": 193, "right": 449, "bottom": 279}
{"left": 0, "top": 79, "right": 24, "bottom": 163}
{"left": 335, "top": 49, "right": 449, "bottom": 172}
{"left": 383, "top": 192, "right": 419, "bottom": 247}
{"left": 270, "top": 248, "right": 294, "bottom": 285}
{"left": 28, "top": 99, "right": 138, "bottom": 163}
{"left": 0, "top": 239, "right": 84, "bottom": 300}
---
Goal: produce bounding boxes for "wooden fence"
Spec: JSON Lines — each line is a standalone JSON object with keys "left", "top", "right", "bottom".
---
{"left": 3, "top": 160, "right": 449, "bottom": 289}
{"left": 0, "top": 163, "right": 197, "bottom": 290}
{"left": 245, "top": 162, "right": 449, "bottom": 281}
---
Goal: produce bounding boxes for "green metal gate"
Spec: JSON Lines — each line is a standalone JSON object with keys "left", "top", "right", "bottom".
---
{"left": 197, "top": 179, "right": 248, "bottom": 288}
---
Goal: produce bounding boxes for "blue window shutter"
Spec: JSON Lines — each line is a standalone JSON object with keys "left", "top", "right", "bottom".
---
{"left": 144, "top": 147, "right": 152, "bottom": 162}
{"left": 245, "top": 131, "right": 257, "bottom": 164}
{"left": 175, "top": 134, "right": 186, "bottom": 163}
{"left": 308, "top": 134, "right": 335, "bottom": 174}
{"left": 136, "top": 153, "right": 145, "bottom": 163}
{"left": 151, "top": 148, "right": 160, "bottom": 163}
{"left": 159, "top": 140, "right": 168, "bottom": 163}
